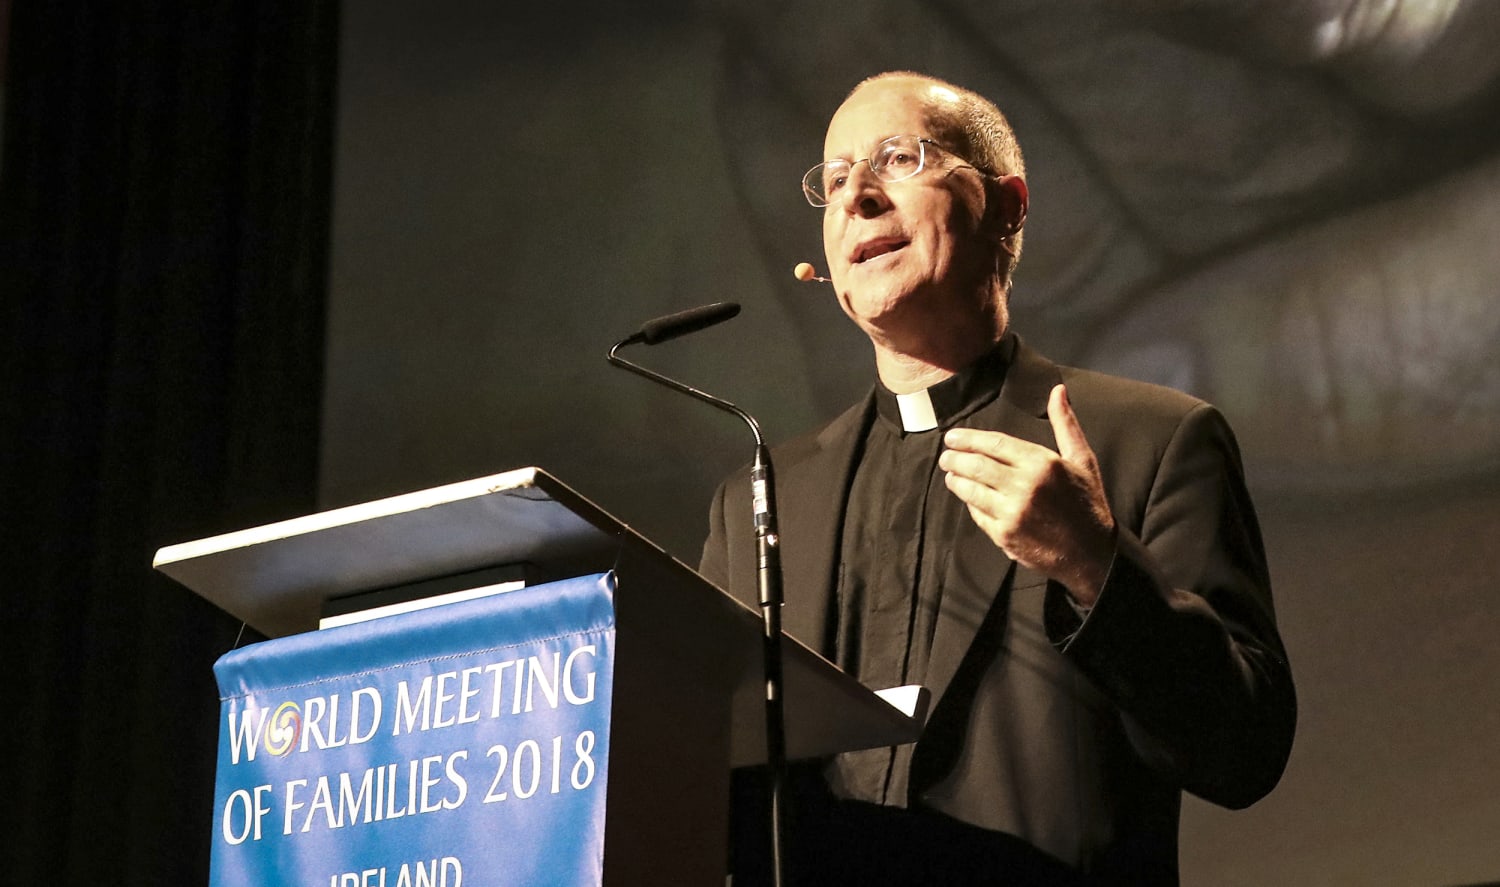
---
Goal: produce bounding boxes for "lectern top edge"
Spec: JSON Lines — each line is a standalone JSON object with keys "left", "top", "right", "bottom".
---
{"left": 152, "top": 466, "right": 651, "bottom": 638}
{"left": 152, "top": 466, "right": 543, "bottom": 568}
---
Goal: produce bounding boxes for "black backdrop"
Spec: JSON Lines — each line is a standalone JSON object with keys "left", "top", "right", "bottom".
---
{"left": 0, "top": 3, "right": 335, "bottom": 882}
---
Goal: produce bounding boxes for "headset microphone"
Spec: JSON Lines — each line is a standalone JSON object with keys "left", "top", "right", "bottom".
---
{"left": 793, "top": 262, "right": 831, "bottom": 283}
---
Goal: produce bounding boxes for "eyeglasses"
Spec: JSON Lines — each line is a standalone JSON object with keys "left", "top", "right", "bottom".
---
{"left": 801, "top": 135, "right": 986, "bottom": 207}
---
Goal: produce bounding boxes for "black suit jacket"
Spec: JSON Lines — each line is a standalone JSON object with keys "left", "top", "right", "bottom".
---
{"left": 699, "top": 337, "right": 1296, "bottom": 885}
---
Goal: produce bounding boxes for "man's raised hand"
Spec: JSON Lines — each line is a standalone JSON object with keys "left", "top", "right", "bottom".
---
{"left": 938, "top": 384, "right": 1116, "bottom": 605}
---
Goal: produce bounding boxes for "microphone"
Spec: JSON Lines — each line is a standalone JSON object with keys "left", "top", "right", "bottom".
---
{"left": 617, "top": 301, "right": 741, "bottom": 347}
{"left": 793, "top": 262, "right": 830, "bottom": 283}
{"left": 606, "top": 304, "right": 791, "bottom": 887}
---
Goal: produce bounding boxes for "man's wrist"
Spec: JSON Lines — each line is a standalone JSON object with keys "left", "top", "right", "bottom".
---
{"left": 1062, "top": 531, "right": 1118, "bottom": 610}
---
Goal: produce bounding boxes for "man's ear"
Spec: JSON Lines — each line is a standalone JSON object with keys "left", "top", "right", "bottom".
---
{"left": 987, "top": 174, "right": 1028, "bottom": 237}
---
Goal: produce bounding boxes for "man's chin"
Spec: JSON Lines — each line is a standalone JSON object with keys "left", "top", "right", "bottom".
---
{"left": 838, "top": 283, "right": 924, "bottom": 330}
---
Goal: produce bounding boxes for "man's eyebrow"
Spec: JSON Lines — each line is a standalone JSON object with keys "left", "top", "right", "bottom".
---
{"left": 823, "top": 134, "right": 904, "bottom": 162}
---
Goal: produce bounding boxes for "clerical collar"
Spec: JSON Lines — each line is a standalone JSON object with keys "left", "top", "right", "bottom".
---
{"left": 874, "top": 334, "right": 1016, "bottom": 434}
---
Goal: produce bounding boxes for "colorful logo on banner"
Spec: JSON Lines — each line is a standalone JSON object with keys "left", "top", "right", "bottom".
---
{"left": 210, "top": 573, "right": 616, "bottom": 887}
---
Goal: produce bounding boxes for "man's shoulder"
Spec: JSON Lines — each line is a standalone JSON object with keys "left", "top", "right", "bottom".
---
{"left": 771, "top": 390, "right": 874, "bottom": 465}
{"left": 1012, "top": 335, "right": 1211, "bottom": 436}
{"left": 713, "top": 391, "right": 873, "bottom": 507}
{"left": 1054, "top": 361, "right": 1246, "bottom": 498}
{"left": 1058, "top": 364, "right": 1206, "bottom": 423}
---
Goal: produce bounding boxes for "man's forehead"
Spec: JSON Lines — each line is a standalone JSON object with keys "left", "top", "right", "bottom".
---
{"left": 824, "top": 78, "right": 962, "bottom": 154}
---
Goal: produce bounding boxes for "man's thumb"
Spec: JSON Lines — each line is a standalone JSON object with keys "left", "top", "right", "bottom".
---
{"left": 1049, "top": 384, "right": 1094, "bottom": 465}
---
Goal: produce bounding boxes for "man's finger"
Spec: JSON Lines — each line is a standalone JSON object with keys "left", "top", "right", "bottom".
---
{"left": 1048, "top": 383, "right": 1095, "bottom": 467}
{"left": 943, "top": 471, "right": 1015, "bottom": 529}
{"left": 938, "top": 448, "right": 1019, "bottom": 488}
{"left": 943, "top": 426, "right": 1037, "bottom": 464}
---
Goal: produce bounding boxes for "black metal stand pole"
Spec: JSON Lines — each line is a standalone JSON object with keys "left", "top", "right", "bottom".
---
{"left": 751, "top": 444, "right": 788, "bottom": 887}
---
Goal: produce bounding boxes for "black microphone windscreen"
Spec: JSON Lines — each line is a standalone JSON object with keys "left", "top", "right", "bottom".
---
{"left": 638, "top": 302, "right": 741, "bottom": 345}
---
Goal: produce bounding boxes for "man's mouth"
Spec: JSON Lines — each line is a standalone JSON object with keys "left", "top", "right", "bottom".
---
{"left": 852, "top": 237, "right": 910, "bottom": 264}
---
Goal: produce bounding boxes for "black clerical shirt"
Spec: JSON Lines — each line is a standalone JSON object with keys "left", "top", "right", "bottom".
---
{"left": 828, "top": 336, "right": 1015, "bottom": 807}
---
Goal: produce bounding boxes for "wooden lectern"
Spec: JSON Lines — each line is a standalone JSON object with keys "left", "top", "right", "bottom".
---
{"left": 155, "top": 467, "right": 925, "bottom": 886}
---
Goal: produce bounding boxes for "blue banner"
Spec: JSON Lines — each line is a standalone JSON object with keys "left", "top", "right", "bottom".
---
{"left": 210, "top": 572, "right": 616, "bottom": 887}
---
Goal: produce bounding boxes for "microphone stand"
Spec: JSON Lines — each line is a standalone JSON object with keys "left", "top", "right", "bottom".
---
{"left": 608, "top": 336, "right": 790, "bottom": 887}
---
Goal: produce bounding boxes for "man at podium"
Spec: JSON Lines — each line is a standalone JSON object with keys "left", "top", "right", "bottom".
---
{"left": 699, "top": 72, "right": 1296, "bottom": 886}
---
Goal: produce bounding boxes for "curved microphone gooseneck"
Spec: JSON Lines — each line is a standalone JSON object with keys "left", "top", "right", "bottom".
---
{"left": 608, "top": 302, "right": 790, "bottom": 887}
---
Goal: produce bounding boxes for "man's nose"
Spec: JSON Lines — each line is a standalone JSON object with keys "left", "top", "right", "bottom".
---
{"left": 837, "top": 162, "right": 891, "bottom": 217}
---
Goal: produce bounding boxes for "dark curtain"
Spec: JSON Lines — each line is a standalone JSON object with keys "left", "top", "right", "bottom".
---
{"left": 0, "top": 2, "right": 337, "bottom": 882}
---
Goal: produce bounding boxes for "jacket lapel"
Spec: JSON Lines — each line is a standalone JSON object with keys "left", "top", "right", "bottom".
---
{"left": 921, "top": 338, "right": 1062, "bottom": 719}
{"left": 775, "top": 394, "right": 874, "bottom": 657}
